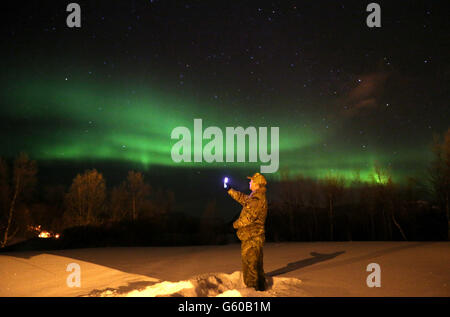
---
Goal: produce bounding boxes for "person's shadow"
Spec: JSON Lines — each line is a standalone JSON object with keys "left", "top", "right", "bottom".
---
{"left": 267, "top": 251, "right": 345, "bottom": 277}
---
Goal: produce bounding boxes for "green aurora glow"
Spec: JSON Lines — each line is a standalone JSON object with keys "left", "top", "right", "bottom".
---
{"left": 1, "top": 75, "right": 433, "bottom": 183}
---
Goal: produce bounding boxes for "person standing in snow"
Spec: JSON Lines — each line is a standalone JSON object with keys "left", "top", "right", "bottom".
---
{"left": 226, "top": 172, "right": 268, "bottom": 291}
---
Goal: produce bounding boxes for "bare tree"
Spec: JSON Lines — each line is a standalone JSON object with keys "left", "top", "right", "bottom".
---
{"left": 0, "top": 158, "right": 9, "bottom": 228}
{"left": 1, "top": 153, "right": 37, "bottom": 248}
{"left": 64, "top": 169, "right": 106, "bottom": 226}
{"left": 373, "top": 160, "right": 391, "bottom": 185}
{"left": 429, "top": 128, "right": 450, "bottom": 236}
{"left": 385, "top": 178, "right": 408, "bottom": 241}
{"left": 126, "top": 171, "right": 151, "bottom": 220}
{"left": 152, "top": 187, "right": 175, "bottom": 216}
{"left": 43, "top": 184, "right": 66, "bottom": 231}
{"left": 373, "top": 161, "right": 391, "bottom": 239}
{"left": 165, "top": 189, "right": 175, "bottom": 214}
{"left": 361, "top": 183, "right": 376, "bottom": 240}
{"left": 373, "top": 161, "right": 407, "bottom": 240}
{"left": 322, "top": 175, "right": 344, "bottom": 241}
{"left": 110, "top": 182, "right": 129, "bottom": 221}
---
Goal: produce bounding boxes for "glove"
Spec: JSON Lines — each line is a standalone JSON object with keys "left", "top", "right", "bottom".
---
{"left": 224, "top": 184, "right": 232, "bottom": 193}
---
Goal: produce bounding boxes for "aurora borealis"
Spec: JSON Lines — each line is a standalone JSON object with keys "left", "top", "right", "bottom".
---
{"left": 1, "top": 1, "right": 448, "bottom": 184}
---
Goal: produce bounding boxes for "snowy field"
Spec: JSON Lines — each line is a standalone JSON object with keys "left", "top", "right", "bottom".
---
{"left": 0, "top": 242, "right": 449, "bottom": 297}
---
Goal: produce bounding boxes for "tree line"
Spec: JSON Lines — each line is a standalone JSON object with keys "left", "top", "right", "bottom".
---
{"left": 0, "top": 159, "right": 175, "bottom": 247}
{"left": 267, "top": 128, "right": 449, "bottom": 242}
{"left": 0, "top": 128, "right": 448, "bottom": 248}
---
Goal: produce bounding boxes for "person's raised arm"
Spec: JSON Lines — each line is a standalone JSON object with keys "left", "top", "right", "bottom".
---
{"left": 227, "top": 188, "right": 249, "bottom": 206}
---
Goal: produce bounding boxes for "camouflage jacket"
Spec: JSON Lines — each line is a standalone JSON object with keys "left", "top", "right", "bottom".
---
{"left": 228, "top": 187, "right": 267, "bottom": 241}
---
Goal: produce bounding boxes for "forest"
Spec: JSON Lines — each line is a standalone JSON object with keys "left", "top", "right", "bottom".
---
{"left": 0, "top": 129, "right": 448, "bottom": 250}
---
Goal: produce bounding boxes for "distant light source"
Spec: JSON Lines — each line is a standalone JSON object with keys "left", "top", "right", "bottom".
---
{"left": 224, "top": 177, "right": 229, "bottom": 188}
{"left": 29, "top": 225, "right": 60, "bottom": 239}
{"left": 38, "top": 231, "right": 51, "bottom": 238}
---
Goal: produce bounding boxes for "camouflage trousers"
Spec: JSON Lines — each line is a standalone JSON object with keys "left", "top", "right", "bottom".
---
{"left": 241, "top": 235, "right": 266, "bottom": 291}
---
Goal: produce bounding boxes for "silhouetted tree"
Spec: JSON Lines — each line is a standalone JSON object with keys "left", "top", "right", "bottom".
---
{"left": 0, "top": 158, "right": 9, "bottom": 229}
{"left": 43, "top": 184, "right": 66, "bottom": 231}
{"left": 165, "top": 189, "right": 175, "bottom": 214}
{"left": 152, "top": 187, "right": 175, "bottom": 215}
{"left": 126, "top": 171, "right": 151, "bottom": 220}
{"left": 64, "top": 169, "right": 106, "bottom": 226}
{"left": 385, "top": 178, "right": 408, "bottom": 241}
{"left": 360, "top": 183, "right": 376, "bottom": 240}
{"left": 373, "top": 160, "right": 391, "bottom": 185}
{"left": 278, "top": 174, "right": 302, "bottom": 240}
{"left": 110, "top": 182, "right": 129, "bottom": 221}
{"left": 322, "top": 175, "right": 344, "bottom": 241}
{"left": 429, "top": 128, "right": 450, "bottom": 235}
{"left": 0, "top": 153, "right": 37, "bottom": 247}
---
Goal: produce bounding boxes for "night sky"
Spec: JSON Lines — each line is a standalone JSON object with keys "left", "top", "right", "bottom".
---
{"left": 1, "top": 0, "right": 449, "bottom": 184}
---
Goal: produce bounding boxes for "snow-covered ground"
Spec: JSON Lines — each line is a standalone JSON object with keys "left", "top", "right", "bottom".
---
{"left": 0, "top": 242, "right": 449, "bottom": 297}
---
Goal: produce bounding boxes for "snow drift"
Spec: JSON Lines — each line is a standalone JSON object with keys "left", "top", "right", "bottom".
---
{"left": 2, "top": 242, "right": 449, "bottom": 297}
{"left": 92, "top": 271, "right": 304, "bottom": 297}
